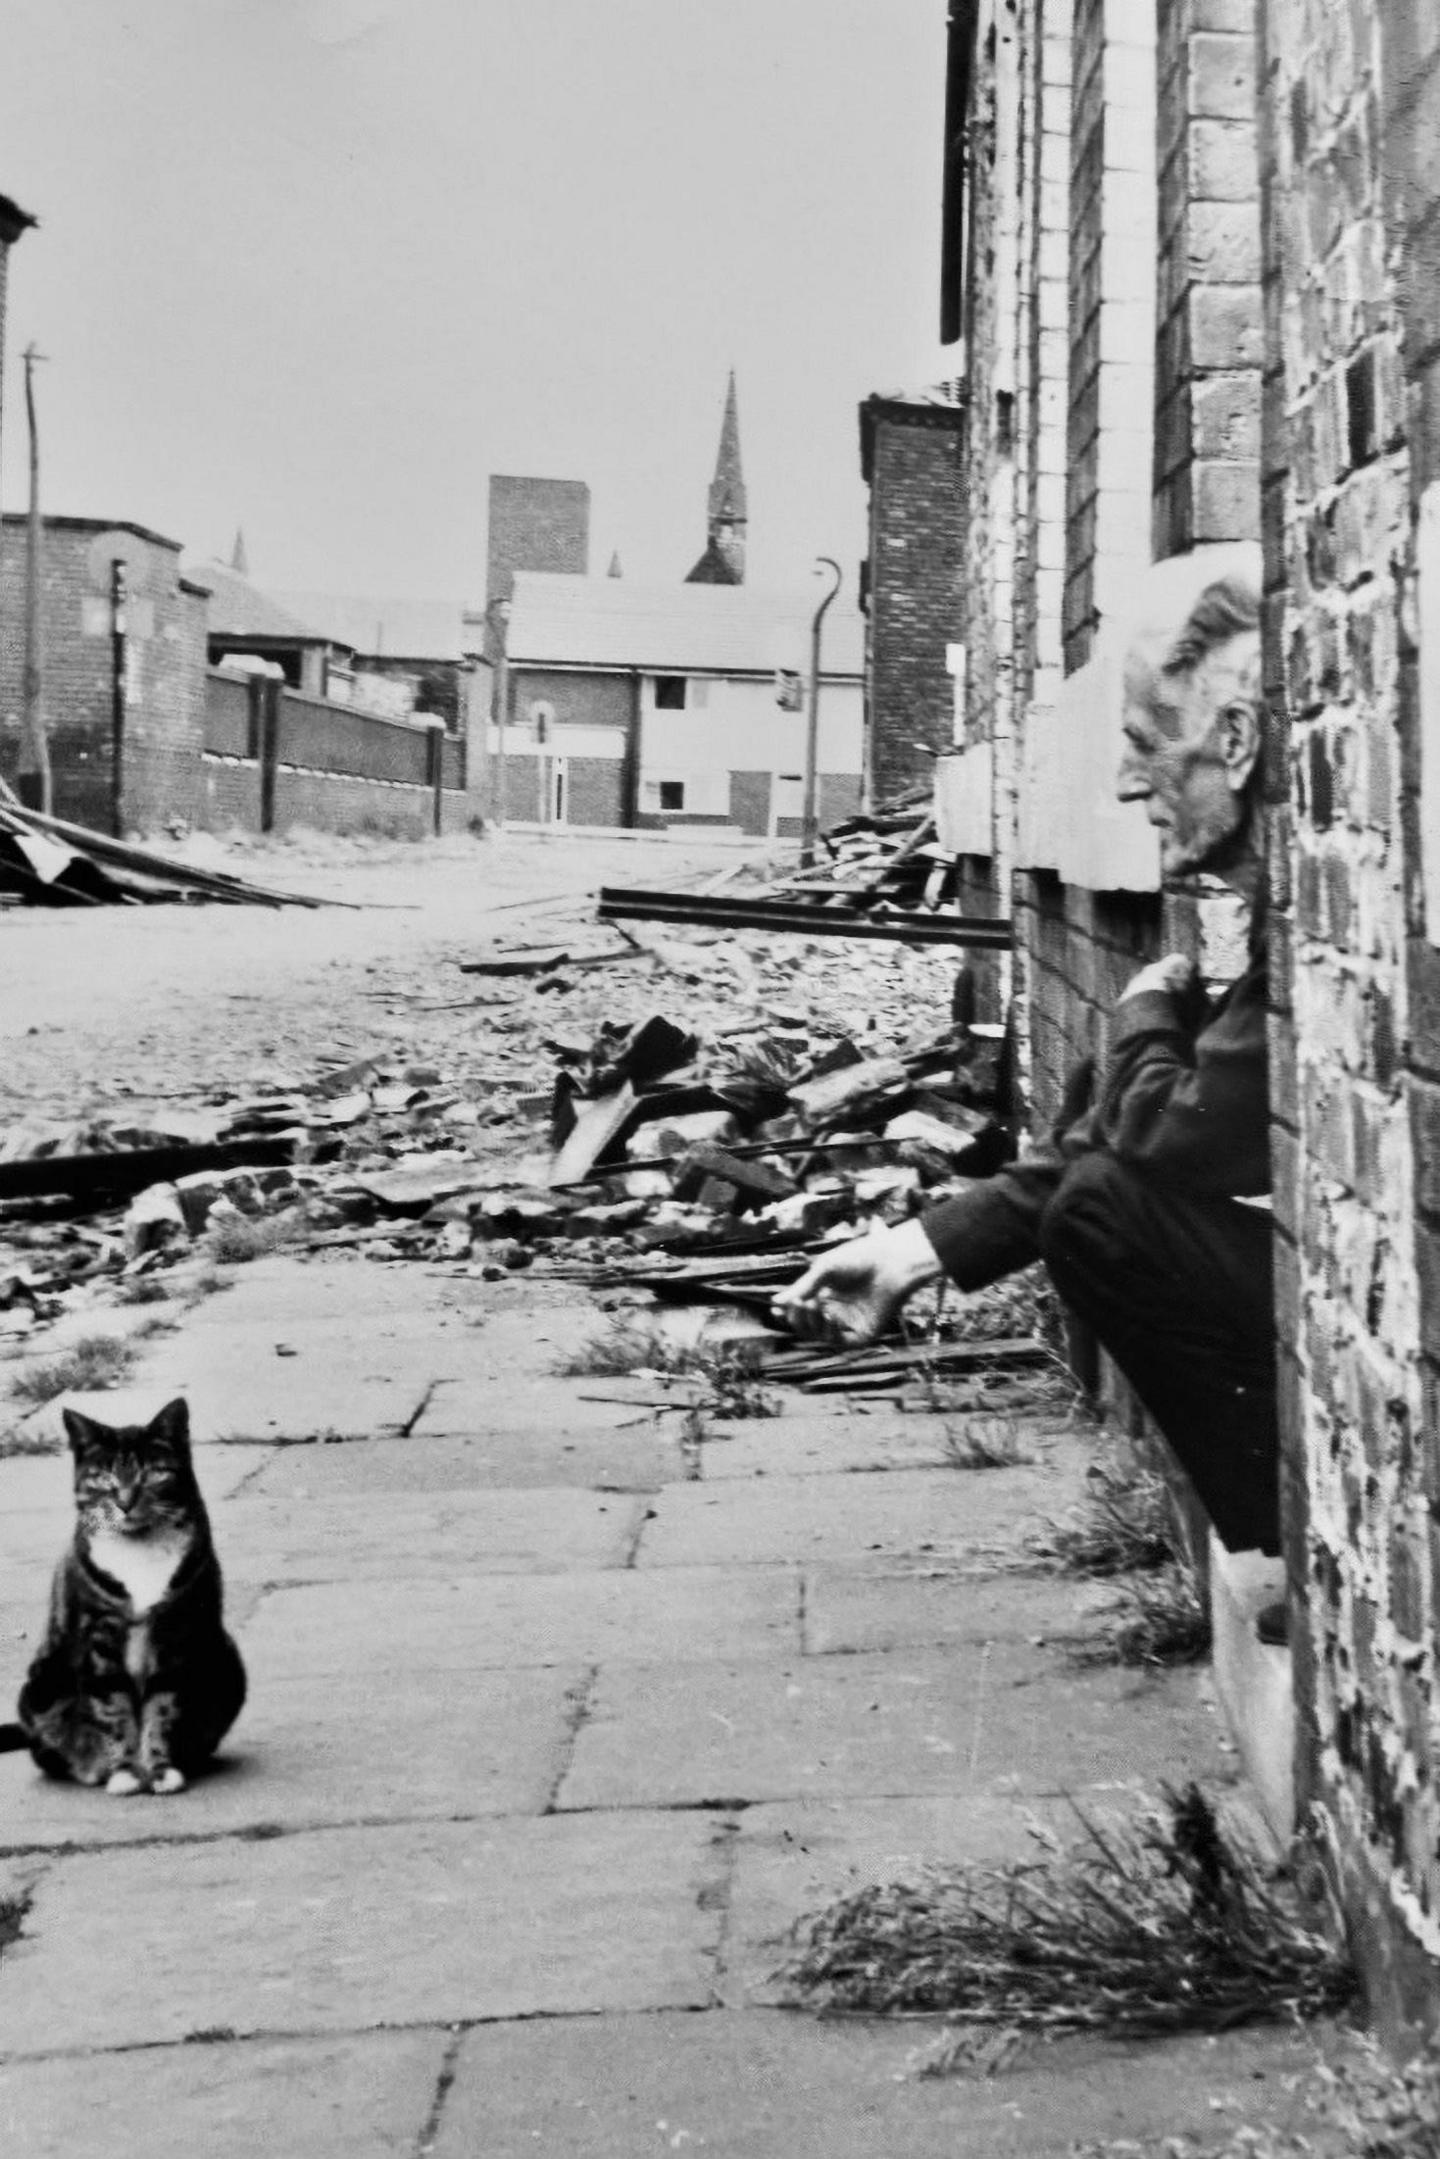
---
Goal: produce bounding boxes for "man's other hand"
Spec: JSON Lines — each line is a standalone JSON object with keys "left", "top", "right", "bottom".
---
{"left": 771, "top": 1220, "right": 946, "bottom": 1346}
{"left": 1118, "top": 951, "right": 1197, "bottom": 1003}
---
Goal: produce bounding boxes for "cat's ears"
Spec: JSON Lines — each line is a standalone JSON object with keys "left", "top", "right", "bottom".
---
{"left": 148, "top": 1398, "right": 191, "bottom": 1447}
{"left": 60, "top": 1398, "right": 190, "bottom": 1451}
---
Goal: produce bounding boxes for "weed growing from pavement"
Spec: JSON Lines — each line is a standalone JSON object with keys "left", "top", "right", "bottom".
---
{"left": 1072, "top": 1557, "right": 1212, "bottom": 1669}
{"left": 1028, "top": 1455, "right": 1176, "bottom": 1576}
{"left": 1073, "top": 2035, "right": 1440, "bottom": 2157}
{"left": 942, "top": 1417, "right": 1036, "bottom": 1470}
{"left": 558, "top": 1317, "right": 779, "bottom": 1417}
{"left": 782, "top": 1785, "right": 1355, "bottom": 2040}
{"left": 7, "top": 1332, "right": 138, "bottom": 1409}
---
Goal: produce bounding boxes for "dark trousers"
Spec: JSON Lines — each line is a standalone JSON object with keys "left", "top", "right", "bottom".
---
{"left": 1037, "top": 1153, "right": 1280, "bottom": 1555}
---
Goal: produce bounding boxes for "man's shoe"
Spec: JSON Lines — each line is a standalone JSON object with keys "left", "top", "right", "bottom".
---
{"left": 1255, "top": 1598, "right": 1288, "bottom": 1647}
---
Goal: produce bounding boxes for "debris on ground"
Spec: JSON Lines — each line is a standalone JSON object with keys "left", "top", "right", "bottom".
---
{"left": 0, "top": 780, "right": 329, "bottom": 908}
{"left": 781, "top": 1783, "right": 1356, "bottom": 2037}
{"left": 0, "top": 795, "right": 1062, "bottom": 1406}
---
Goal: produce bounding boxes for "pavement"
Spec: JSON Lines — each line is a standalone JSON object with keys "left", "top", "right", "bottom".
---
{"left": 0, "top": 1253, "right": 1323, "bottom": 2156}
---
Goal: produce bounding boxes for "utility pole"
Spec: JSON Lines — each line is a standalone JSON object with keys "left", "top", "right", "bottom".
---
{"left": 21, "top": 342, "right": 51, "bottom": 814}
{"left": 110, "top": 556, "right": 127, "bottom": 836}
{"left": 486, "top": 597, "right": 510, "bottom": 827}
{"left": 801, "top": 556, "right": 842, "bottom": 866}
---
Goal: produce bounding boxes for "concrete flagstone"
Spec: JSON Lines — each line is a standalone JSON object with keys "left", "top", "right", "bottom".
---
{"left": 433, "top": 2010, "right": 1322, "bottom": 2159}
{"left": 801, "top": 1564, "right": 1115, "bottom": 1655}
{"left": 216, "top": 1485, "right": 647, "bottom": 1585}
{"left": 132, "top": 1319, "right": 438, "bottom": 1443}
{"left": 0, "top": 1664, "right": 586, "bottom": 1849}
{"left": 240, "top": 1564, "right": 803, "bottom": 1680}
{"left": 634, "top": 1466, "right": 1059, "bottom": 1570}
{"left": 241, "top": 1424, "right": 685, "bottom": 1495}
{"left": 0, "top": 1810, "right": 728, "bottom": 2053}
{"left": 556, "top": 1645, "right": 1230, "bottom": 1811}
{"left": 695, "top": 1410, "right": 1083, "bottom": 1482}
{"left": 411, "top": 1374, "right": 671, "bottom": 1440}
{"left": 0, "top": 2028, "right": 448, "bottom": 2159}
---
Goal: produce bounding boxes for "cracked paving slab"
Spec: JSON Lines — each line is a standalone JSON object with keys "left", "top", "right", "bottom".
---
{"left": 0, "top": 2029, "right": 449, "bottom": 2159}
{"left": 0, "top": 1664, "right": 590, "bottom": 1849}
{"left": 238, "top": 1425, "right": 685, "bottom": 1494}
{"left": 0, "top": 1810, "right": 729, "bottom": 2053}
{"left": 431, "top": 2010, "right": 1324, "bottom": 2158}
{"left": 239, "top": 1564, "right": 803, "bottom": 1680}
{"left": 633, "top": 1466, "right": 1066, "bottom": 1570}
{"left": 212, "top": 1486, "right": 648, "bottom": 1587}
{"left": 555, "top": 1644, "right": 1232, "bottom": 1812}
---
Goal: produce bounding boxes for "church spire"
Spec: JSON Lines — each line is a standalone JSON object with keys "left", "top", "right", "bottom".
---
{"left": 230, "top": 527, "right": 249, "bottom": 577}
{"left": 686, "top": 372, "right": 747, "bottom": 585}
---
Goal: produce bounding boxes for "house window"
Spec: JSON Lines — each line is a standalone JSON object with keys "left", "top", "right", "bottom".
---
{"left": 658, "top": 779, "right": 685, "bottom": 812}
{"left": 654, "top": 676, "right": 687, "bottom": 708}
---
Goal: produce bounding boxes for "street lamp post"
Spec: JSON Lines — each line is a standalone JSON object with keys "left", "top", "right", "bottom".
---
{"left": 801, "top": 556, "right": 842, "bottom": 867}
{"left": 485, "top": 597, "right": 510, "bottom": 827}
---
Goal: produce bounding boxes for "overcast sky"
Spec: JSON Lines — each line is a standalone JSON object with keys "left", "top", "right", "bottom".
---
{"left": 0, "top": 0, "right": 953, "bottom": 603}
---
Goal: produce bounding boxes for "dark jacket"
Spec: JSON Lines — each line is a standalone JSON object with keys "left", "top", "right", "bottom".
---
{"left": 921, "top": 932, "right": 1270, "bottom": 1292}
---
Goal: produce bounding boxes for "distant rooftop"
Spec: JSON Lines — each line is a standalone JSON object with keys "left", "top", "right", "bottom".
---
{"left": 190, "top": 559, "right": 340, "bottom": 645}
{"left": 505, "top": 574, "right": 864, "bottom": 678}
{"left": 271, "top": 592, "right": 480, "bottom": 664}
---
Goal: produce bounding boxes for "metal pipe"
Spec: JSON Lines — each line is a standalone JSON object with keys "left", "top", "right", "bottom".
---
{"left": 801, "top": 556, "right": 842, "bottom": 866}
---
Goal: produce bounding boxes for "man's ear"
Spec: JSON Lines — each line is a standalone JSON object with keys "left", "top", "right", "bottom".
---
{"left": 1219, "top": 697, "right": 1263, "bottom": 793}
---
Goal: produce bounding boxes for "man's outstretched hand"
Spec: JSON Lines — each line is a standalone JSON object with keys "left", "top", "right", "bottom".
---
{"left": 770, "top": 1219, "right": 946, "bottom": 1346}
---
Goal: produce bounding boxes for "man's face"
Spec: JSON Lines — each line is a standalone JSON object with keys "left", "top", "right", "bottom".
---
{"left": 1116, "top": 631, "right": 1261, "bottom": 881}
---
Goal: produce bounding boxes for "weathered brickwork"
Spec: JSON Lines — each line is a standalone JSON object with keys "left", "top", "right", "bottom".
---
{"left": 0, "top": 518, "right": 206, "bottom": 834}
{"left": 1062, "top": 0, "right": 1105, "bottom": 672}
{"left": 860, "top": 397, "right": 966, "bottom": 804}
{"left": 1153, "top": 0, "right": 1263, "bottom": 556}
{"left": 1261, "top": 0, "right": 1438, "bottom": 2027}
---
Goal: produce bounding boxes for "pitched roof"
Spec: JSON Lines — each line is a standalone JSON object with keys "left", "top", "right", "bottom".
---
{"left": 505, "top": 574, "right": 864, "bottom": 678}
{"left": 191, "top": 561, "right": 336, "bottom": 643}
{"left": 269, "top": 592, "right": 478, "bottom": 663}
{"left": 684, "top": 538, "right": 743, "bottom": 587}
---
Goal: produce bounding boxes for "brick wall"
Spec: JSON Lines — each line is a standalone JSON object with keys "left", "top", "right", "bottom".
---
{"left": 485, "top": 477, "right": 590, "bottom": 609}
{"left": 0, "top": 517, "right": 204, "bottom": 835}
{"left": 1153, "top": 0, "right": 1263, "bottom": 557}
{"left": 1064, "top": 0, "right": 1106, "bottom": 673}
{"left": 1261, "top": 0, "right": 1438, "bottom": 2030}
{"left": 861, "top": 399, "right": 966, "bottom": 803}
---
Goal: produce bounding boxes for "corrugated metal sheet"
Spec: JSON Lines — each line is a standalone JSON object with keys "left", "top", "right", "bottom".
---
{"left": 504, "top": 574, "right": 865, "bottom": 678}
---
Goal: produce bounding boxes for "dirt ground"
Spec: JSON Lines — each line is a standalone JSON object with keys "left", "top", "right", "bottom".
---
{"left": 0, "top": 829, "right": 754, "bottom": 1124}
{"left": 0, "top": 825, "right": 964, "bottom": 1130}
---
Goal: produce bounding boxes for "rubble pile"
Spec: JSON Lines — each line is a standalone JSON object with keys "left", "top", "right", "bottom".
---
{"left": 0, "top": 921, "right": 1006, "bottom": 1333}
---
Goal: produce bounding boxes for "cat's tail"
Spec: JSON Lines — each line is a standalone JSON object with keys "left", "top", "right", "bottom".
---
{"left": 0, "top": 1723, "right": 29, "bottom": 1754}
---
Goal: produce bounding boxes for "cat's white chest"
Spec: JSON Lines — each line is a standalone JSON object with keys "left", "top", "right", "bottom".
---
{"left": 88, "top": 1530, "right": 189, "bottom": 1614}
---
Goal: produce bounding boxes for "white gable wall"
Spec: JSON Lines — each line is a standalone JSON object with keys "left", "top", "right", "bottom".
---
{"left": 638, "top": 672, "right": 863, "bottom": 821}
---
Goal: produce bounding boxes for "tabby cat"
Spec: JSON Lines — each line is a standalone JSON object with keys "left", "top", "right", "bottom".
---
{"left": 0, "top": 1398, "right": 245, "bottom": 1795}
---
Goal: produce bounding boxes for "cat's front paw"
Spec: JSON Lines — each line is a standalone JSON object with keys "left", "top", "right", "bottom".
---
{"left": 150, "top": 1766, "right": 187, "bottom": 1795}
{"left": 105, "top": 1768, "right": 145, "bottom": 1797}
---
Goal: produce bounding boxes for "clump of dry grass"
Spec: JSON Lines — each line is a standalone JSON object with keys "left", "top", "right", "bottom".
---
{"left": 557, "top": 1315, "right": 707, "bottom": 1379}
{"left": 1028, "top": 1455, "right": 1176, "bottom": 1577}
{"left": 7, "top": 1333, "right": 138, "bottom": 1409}
{"left": 1073, "top": 1558, "right": 1212, "bottom": 1669}
{"left": 558, "top": 1319, "right": 778, "bottom": 1416}
{"left": 781, "top": 1785, "right": 1355, "bottom": 2038}
{"left": 942, "top": 1417, "right": 1035, "bottom": 1470}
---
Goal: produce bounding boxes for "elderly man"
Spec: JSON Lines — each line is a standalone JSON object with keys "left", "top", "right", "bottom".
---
{"left": 774, "top": 567, "right": 1278, "bottom": 1561}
